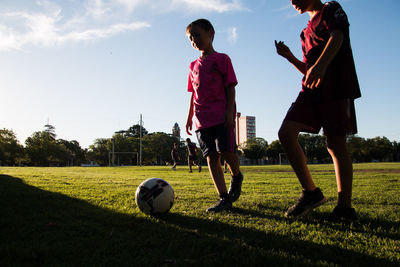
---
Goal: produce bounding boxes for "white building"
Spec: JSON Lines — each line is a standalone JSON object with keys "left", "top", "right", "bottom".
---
{"left": 236, "top": 113, "right": 256, "bottom": 146}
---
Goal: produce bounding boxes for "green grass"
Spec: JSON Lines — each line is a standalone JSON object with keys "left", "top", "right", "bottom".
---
{"left": 1, "top": 163, "right": 399, "bottom": 266}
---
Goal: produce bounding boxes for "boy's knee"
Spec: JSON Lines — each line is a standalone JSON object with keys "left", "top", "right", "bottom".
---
{"left": 207, "top": 152, "right": 220, "bottom": 161}
{"left": 278, "top": 125, "right": 292, "bottom": 143}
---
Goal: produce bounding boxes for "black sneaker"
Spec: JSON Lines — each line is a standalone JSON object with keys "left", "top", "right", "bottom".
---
{"left": 285, "top": 188, "right": 327, "bottom": 217}
{"left": 206, "top": 198, "right": 232, "bottom": 212}
{"left": 228, "top": 172, "right": 243, "bottom": 202}
{"left": 329, "top": 205, "right": 357, "bottom": 222}
{"left": 198, "top": 165, "right": 202, "bottom": 172}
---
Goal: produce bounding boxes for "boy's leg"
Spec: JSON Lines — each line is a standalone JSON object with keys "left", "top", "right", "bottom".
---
{"left": 222, "top": 152, "right": 243, "bottom": 202}
{"left": 172, "top": 160, "right": 177, "bottom": 170}
{"left": 279, "top": 120, "right": 327, "bottom": 217}
{"left": 278, "top": 120, "right": 316, "bottom": 191}
{"left": 206, "top": 152, "right": 227, "bottom": 195}
{"left": 326, "top": 135, "right": 353, "bottom": 208}
{"left": 188, "top": 157, "right": 193, "bottom": 172}
{"left": 222, "top": 152, "right": 240, "bottom": 177}
{"left": 206, "top": 152, "right": 231, "bottom": 212}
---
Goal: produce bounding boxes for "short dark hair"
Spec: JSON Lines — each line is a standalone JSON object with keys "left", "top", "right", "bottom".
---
{"left": 186, "top": 18, "right": 215, "bottom": 37}
{"left": 186, "top": 138, "right": 191, "bottom": 142}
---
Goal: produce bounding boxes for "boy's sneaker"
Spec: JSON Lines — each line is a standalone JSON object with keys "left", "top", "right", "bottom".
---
{"left": 206, "top": 198, "right": 232, "bottom": 212}
{"left": 228, "top": 172, "right": 243, "bottom": 202}
{"left": 285, "top": 188, "right": 327, "bottom": 217}
{"left": 329, "top": 205, "right": 357, "bottom": 222}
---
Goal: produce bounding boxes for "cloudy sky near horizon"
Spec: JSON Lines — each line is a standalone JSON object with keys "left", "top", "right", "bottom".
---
{"left": 1, "top": 0, "right": 399, "bottom": 148}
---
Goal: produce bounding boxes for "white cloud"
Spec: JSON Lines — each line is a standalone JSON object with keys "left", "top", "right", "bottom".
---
{"left": 0, "top": 2, "right": 150, "bottom": 51}
{"left": 227, "top": 27, "right": 238, "bottom": 44}
{"left": 171, "top": 0, "right": 248, "bottom": 13}
{"left": 0, "top": 0, "right": 248, "bottom": 51}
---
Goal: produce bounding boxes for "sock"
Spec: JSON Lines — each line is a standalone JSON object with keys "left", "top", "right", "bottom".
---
{"left": 219, "top": 192, "right": 229, "bottom": 200}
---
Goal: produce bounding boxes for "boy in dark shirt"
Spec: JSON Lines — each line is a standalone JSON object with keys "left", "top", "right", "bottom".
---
{"left": 275, "top": 0, "right": 361, "bottom": 221}
{"left": 171, "top": 143, "right": 180, "bottom": 171}
{"left": 186, "top": 138, "right": 201, "bottom": 173}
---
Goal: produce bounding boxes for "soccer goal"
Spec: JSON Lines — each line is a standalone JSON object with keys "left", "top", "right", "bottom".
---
{"left": 108, "top": 152, "right": 139, "bottom": 166}
{"left": 279, "top": 153, "right": 288, "bottom": 165}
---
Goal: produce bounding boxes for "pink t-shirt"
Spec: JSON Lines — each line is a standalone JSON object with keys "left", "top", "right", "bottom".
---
{"left": 187, "top": 52, "right": 238, "bottom": 130}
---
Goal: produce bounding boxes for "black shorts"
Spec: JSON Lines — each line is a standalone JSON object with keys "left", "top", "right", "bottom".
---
{"left": 196, "top": 123, "right": 236, "bottom": 157}
{"left": 188, "top": 154, "right": 198, "bottom": 161}
{"left": 284, "top": 93, "right": 358, "bottom": 136}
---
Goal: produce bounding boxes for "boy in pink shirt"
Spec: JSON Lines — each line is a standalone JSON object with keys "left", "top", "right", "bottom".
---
{"left": 185, "top": 19, "right": 243, "bottom": 212}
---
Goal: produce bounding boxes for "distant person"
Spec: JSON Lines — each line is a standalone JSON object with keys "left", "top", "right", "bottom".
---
{"left": 185, "top": 19, "right": 244, "bottom": 212}
{"left": 275, "top": 0, "right": 361, "bottom": 221}
{"left": 171, "top": 143, "right": 180, "bottom": 171}
{"left": 186, "top": 138, "right": 201, "bottom": 173}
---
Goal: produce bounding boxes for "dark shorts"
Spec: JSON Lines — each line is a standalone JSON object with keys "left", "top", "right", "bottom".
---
{"left": 188, "top": 154, "right": 198, "bottom": 161}
{"left": 284, "top": 93, "right": 358, "bottom": 136}
{"left": 196, "top": 123, "right": 237, "bottom": 157}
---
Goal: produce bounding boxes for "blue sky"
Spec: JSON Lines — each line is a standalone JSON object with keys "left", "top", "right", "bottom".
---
{"left": 1, "top": 0, "right": 399, "bottom": 149}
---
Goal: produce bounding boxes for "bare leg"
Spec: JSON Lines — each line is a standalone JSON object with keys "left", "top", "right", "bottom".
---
{"left": 221, "top": 152, "right": 240, "bottom": 177}
{"left": 326, "top": 135, "right": 353, "bottom": 208}
{"left": 206, "top": 152, "right": 227, "bottom": 195}
{"left": 279, "top": 120, "right": 316, "bottom": 191}
{"left": 188, "top": 158, "right": 193, "bottom": 172}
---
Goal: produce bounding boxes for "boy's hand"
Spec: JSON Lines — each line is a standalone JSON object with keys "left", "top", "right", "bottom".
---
{"left": 186, "top": 117, "right": 193, "bottom": 135}
{"left": 224, "top": 111, "right": 234, "bottom": 129}
{"left": 304, "top": 63, "right": 326, "bottom": 89}
{"left": 275, "top": 40, "right": 293, "bottom": 59}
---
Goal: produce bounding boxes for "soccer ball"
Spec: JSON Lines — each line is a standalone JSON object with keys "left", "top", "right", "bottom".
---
{"left": 135, "top": 178, "right": 174, "bottom": 215}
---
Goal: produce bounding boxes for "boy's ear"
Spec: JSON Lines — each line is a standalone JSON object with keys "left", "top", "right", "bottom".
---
{"left": 209, "top": 29, "right": 215, "bottom": 41}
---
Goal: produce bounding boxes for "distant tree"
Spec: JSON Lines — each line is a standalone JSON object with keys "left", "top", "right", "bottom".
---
{"left": 266, "top": 140, "right": 284, "bottom": 164}
{"left": 143, "top": 132, "right": 177, "bottom": 165}
{"left": 24, "top": 124, "right": 78, "bottom": 166}
{"left": 87, "top": 138, "right": 110, "bottom": 166}
{"left": 0, "top": 128, "right": 24, "bottom": 166}
{"left": 57, "top": 139, "right": 86, "bottom": 166}
{"left": 241, "top": 137, "right": 268, "bottom": 164}
{"left": 44, "top": 123, "right": 57, "bottom": 139}
{"left": 25, "top": 131, "right": 67, "bottom": 166}
{"left": 109, "top": 133, "right": 140, "bottom": 165}
{"left": 120, "top": 125, "right": 148, "bottom": 138}
{"left": 392, "top": 141, "right": 400, "bottom": 162}
{"left": 366, "top": 136, "right": 393, "bottom": 162}
{"left": 298, "top": 134, "right": 330, "bottom": 163}
{"left": 347, "top": 135, "right": 367, "bottom": 162}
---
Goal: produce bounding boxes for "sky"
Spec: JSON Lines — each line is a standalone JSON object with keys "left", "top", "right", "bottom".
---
{"left": 1, "top": 0, "right": 399, "bottom": 149}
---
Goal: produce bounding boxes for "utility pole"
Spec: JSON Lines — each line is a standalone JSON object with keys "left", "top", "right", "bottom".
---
{"left": 139, "top": 114, "right": 143, "bottom": 166}
{"left": 112, "top": 138, "right": 115, "bottom": 166}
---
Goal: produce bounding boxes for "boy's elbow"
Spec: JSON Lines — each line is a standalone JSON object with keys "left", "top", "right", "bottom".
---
{"left": 331, "top": 30, "right": 344, "bottom": 44}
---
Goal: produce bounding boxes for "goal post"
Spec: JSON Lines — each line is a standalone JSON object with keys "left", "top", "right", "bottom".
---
{"left": 108, "top": 152, "right": 139, "bottom": 166}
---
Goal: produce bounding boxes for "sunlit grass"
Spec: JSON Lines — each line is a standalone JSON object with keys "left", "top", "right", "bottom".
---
{"left": 1, "top": 163, "right": 399, "bottom": 266}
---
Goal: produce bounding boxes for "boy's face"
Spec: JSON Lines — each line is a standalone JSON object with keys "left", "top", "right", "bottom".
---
{"left": 187, "top": 25, "right": 213, "bottom": 52}
{"left": 291, "top": 0, "right": 315, "bottom": 14}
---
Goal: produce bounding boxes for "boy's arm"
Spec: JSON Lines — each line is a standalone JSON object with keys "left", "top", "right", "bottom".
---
{"left": 186, "top": 92, "right": 195, "bottom": 135}
{"left": 304, "top": 30, "right": 344, "bottom": 89}
{"left": 275, "top": 40, "right": 307, "bottom": 75}
{"left": 224, "top": 84, "right": 236, "bottom": 129}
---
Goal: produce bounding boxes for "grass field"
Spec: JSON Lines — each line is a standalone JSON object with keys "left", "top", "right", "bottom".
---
{"left": 1, "top": 163, "right": 399, "bottom": 266}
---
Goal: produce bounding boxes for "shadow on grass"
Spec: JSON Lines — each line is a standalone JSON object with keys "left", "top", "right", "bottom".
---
{"left": 0, "top": 174, "right": 397, "bottom": 266}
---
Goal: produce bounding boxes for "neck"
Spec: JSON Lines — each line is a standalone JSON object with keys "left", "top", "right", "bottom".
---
{"left": 201, "top": 46, "right": 215, "bottom": 58}
{"left": 307, "top": 1, "right": 323, "bottom": 19}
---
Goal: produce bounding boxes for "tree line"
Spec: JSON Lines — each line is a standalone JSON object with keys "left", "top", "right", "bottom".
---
{"left": 1, "top": 125, "right": 399, "bottom": 166}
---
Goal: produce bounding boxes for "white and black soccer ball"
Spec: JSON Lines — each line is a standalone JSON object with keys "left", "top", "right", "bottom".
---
{"left": 135, "top": 178, "right": 174, "bottom": 215}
